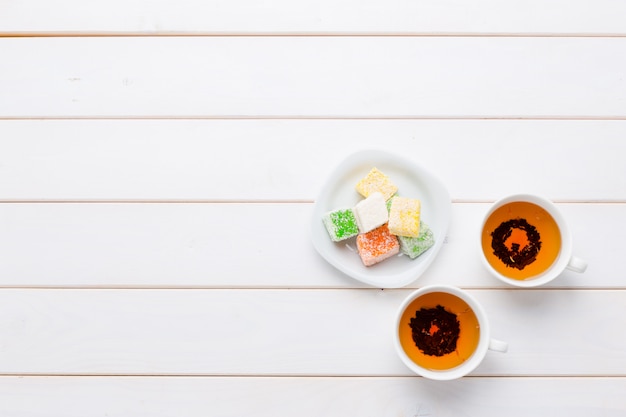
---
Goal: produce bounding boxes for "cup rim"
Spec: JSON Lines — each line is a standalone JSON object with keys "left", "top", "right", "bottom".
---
{"left": 479, "top": 193, "right": 573, "bottom": 287}
{"left": 394, "top": 285, "right": 490, "bottom": 380}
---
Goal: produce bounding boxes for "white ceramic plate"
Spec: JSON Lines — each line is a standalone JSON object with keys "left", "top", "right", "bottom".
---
{"left": 311, "top": 149, "right": 451, "bottom": 288}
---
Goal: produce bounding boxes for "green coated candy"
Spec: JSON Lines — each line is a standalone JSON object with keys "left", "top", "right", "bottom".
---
{"left": 398, "top": 221, "right": 435, "bottom": 259}
{"left": 323, "top": 208, "right": 359, "bottom": 242}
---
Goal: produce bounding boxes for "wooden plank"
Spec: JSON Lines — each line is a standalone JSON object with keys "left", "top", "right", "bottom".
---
{"left": 1, "top": 0, "right": 625, "bottom": 35}
{"left": 0, "top": 376, "right": 624, "bottom": 416}
{"left": 1, "top": 37, "right": 625, "bottom": 118}
{"left": 0, "top": 289, "right": 624, "bottom": 376}
{"left": 1, "top": 120, "right": 625, "bottom": 201}
{"left": 0, "top": 202, "right": 616, "bottom": 288}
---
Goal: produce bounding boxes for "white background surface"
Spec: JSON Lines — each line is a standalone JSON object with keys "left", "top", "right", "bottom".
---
{"left": 1, "top": 1, "right": 625, "bottom": 415}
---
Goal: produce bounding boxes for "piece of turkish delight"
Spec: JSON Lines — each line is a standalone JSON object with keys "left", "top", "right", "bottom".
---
{"left": 398, "top": 221, "right": 435, "bottom": 259}
{"left": 356, "top": 224, "right": 400, "bottom": 266}
{"left": 355, "top": 168, "right": 398, "bottom": 201}
{"left": 354, "top": 192, "right": 389, "bottom": 233}
{"left": 322, "top": 208, "right": 360, "bottom": 242}
{"left": 388, "top": 196, "right": 421, "bottom": 237}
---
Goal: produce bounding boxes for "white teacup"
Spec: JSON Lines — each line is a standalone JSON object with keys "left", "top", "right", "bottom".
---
{"left": 394, "top": 285, "right": 507, "bottom": 380}
{"left": 480, "top": 194, "right": 587, "bottom": 287}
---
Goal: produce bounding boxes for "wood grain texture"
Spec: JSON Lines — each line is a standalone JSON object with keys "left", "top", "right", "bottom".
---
{"left": 1, "top": 120, "right": 625, "bottom": 201}
{"left": 1, "top": 0, "right": 623, "bottom": 411}
{"left": 0, "top": 376, "right": 624, "bottom": 417}
{"left": 0, "top": 289, "right": 624, "bottom": 376}
{"left": 1, "top": 0, "right": 625, "bottom": 35}
{"left": 0, "top": 202, "right": 615, "bottom": 288}
{"left": 1, "top": 37, "right": 625, "bottom": 118}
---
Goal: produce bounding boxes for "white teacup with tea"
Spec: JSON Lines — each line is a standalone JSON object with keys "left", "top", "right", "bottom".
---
{"left": 394, "top": 285, "right": 508, "bottom": 380}
{"left": 480, "top": 194, "right": 587, "bottom": 287}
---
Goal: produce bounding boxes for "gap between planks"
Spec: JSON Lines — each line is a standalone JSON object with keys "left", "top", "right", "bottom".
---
{"left": 0, "top": 287, "right": 622, "bottom": 291}
{"left": 0, "top": 200, "right": 624, "bottom": 204}
{"left": 2, "top": 115, "right": 626, "bottom": 121}
{"left": 3, "top": 32, "right": 626, "bottom": 38}
{"left": 0, "top": 373, "right": 623, "bottom": 378}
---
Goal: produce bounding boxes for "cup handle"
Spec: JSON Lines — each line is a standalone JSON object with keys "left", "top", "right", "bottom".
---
{"left": 489, "top": 339, "right": 508, "bottom": 353}
{"left": 566, "top": 256, "right": 588, "bottom": 273}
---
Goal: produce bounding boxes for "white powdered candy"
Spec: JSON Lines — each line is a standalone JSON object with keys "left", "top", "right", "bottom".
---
{"left": 354, "top": 192, "right": 389, "bottom": 233}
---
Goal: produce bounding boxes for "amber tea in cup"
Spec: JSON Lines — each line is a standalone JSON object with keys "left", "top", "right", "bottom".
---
{"left": 394, "top": 285, "right": 507, "bottom": 380}
{"left": 480, "top": 194, "right": 587, "bottom": 287}
{"left": 482, "top": 201, "right": 561, "bottom": 280}
{"left": 398, "top": 291, "right": 480, "bottom": 371}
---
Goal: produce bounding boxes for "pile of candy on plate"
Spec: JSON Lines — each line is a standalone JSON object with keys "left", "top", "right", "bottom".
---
{"left": 322, "top": 168, "right": 435, "bottom": 266}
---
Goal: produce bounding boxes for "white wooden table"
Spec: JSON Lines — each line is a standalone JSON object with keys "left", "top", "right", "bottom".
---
{"left": 1, "top": 2, "right": 626, "bottom": 415}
